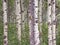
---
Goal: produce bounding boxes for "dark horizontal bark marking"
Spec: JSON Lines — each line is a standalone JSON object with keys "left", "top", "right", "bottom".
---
{"left": 35, "top": 20, "right": 38, "bottom": 23}
{"left": 4, "top": 0, "right": 7, "bottom": 2}
{"left": 21, "top": 10, "right": 24, "bottom": 13}
{"left": 22, "top": 2, "right": 24, "bottom": 4}
{"left": 48, "top": 22, "right": 51, "bottom": 25}
{"left": 5, "top": 22, "right": 8, "bottom": 25}
{"left": 22, "top": 20, "right": 24, "bottom": 22}
{"left": 4, "top": 35, "right": 7, "bottom": 39}
{"left": 17, "top": 2, "right": 20, "bottom": 4}
{"left": 4, "top": 40, "right": 7, "bottom": 44}
{"left": 52, "top": 2, "right": 55, "bottom": 4}
{"left": 49, "top": 3, "right": 51, "bottom": 6}
{"left": 52, "top": 39, "right": 56, "bottom": 40}
{"left": 52, "top": 20, "right": 56, "bottom": 25}
{"left": 5, "top": 9, "right": 7, "bottom": 11}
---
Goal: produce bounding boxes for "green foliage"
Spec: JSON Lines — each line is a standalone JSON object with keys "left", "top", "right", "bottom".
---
{"left": 56, "top": 0, "right": 60, "bottom": 9}
{"left": 21, "top": 23, "right": 30, "bottom": 45}
{"left": 8, "top": 0, "right": 14, "bottom": 8}
{"left": 24, "top": 0, "right": 29, "bottom": 8}
{"left": 8, "top": 23, "right": 19, "bottom": 45}
{"left": 56, "top": 24, "right": 60, "bottom": 45}
{"left": 0, "top": 0, "right": 2, "bottom": 9}
{"left": 0, "top": 22, "right": 3, "bottom": 45}
{"left": 42, "top": 23, "right": 48, "bottom": 45}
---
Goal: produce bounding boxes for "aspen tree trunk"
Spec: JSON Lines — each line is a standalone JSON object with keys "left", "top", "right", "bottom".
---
{"left": 21, "top": 0, "right": 26, "bottom": 43}
{"left": 21, "top": 0, "right": 25, "bottom": 33}
{"left": 15, "top": 0, "right": 21, "bottom": 44}
{"left": 34, "top": 0, "right": 40, "bottom": 45}
{"left": 2, "top": 0, "right": 8, "bottom": 45}
{"left": 39, "top": 0, "right": 43, "bottom": 45}
{"left": 28, "top": 0, "right": 35, "bottom": 45}
{"left": 47, "top": 0, "right": 52, "bottom": 45}
{"left": 51, "top": 0, "right": 56, "bottom": 45}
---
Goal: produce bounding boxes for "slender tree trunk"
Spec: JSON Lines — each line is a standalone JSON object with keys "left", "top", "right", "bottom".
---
{"left": 34, "top": 0, "right": 40, "bottom": 45}
{"left": 21, "top": 0, "right": 25, "bottom": 33}
{"left": 51, "top": 0, "right": 56, "bottom": 45}
{"left": 28, "top": 0, "right": 40, "bottom": 45}
{"left": 15, "top": 0, "right": 21, "bottom": 44}
{"left": 47, "top": 0, "right": 52, "bottom": 45}
{"left": 2, "top": 0, "right": 8, "bottom": 45}
{"left": 39, "top": 0, "right": 43, "bottom": 45}
{"left": 21, "top": 0, "right": 26, "bottom": 43}
{"left": 28, "top": 0, "right": 35, "bottom": 45}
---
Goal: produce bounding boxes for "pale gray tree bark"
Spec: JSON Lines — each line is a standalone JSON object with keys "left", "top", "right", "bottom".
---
{"left": 39, "top": 0, "right": 43, "bottom": 45}
{"left": 28, "top": 0, "right": 35, "bottom": 45}
{"left": 2, "top": 0, "right": 8, "bottom": 45}
{"left": 21, "top": 0, "right": 25, "bottom": 33}
{"left": 28, "top": 0, "right": 40, "bottom": 45}
{"left": 34, "top": 0, "right": 40, "bottom": 45}
{"left": 51, "top": 0, "right": 56, "bottom": 45}
{"left": 47, "top": 0, "right": 53, "bottom": 45}
{"left": 15, "top": 0, "right": 21, "bottom": 44}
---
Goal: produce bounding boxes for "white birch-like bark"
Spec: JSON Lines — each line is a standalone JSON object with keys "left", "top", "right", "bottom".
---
{"left": 29, "top": 0, "right": 40, "bottom": 45}
{"left": 21, "top": 0, "right": 25, "bottom": 32}
{"left": 15, "top": 0, "right": 21, "bottom": 44}
{"left": 34, "top": 0, "right": 40, "bottom": 45}
{"left": 2, "top": 0, "right": 8, "bottom": 45}
{"left": 51, "top": 0, "right": 56, "bottom": 45}
{"left": 39, "top": 0, "right": 43, "bottom": 45}
{"left": 28, "top": 0, "right": 35, "bottom": 45}
{"left": 47, "top": 0, "right": 52, "bottom": 45}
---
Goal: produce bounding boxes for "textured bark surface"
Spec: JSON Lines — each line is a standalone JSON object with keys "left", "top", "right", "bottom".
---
{"left": 47, "top": 0, "right": 52, "bottom": 45}
{"left": 28, "top": 0, "right": 40, "bottom": 45}
{"left": 2, "top": 0, "right": 8, "bottom": 45}
{"left": 28, "top": 0, "right": 35, "bottom": 45}
{"left": 51, "top": 0, "right": 56, "bottom": 45}
{"left": 21, "top": 0, "right": 25, "bottom": 31}
{"left": 39, "top": 0, "right": 43, "bottom": 45}
{"left": 15, "top": 0, "right": 21, "bottom": 44}
{"left": 34, "top": 0, "right": 40, "bottom": 45}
